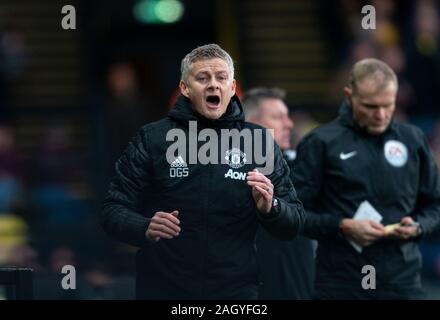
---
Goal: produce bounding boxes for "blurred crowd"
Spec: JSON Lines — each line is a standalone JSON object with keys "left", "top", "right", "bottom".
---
{"left": 328, "top": 0, "right": 440, "bottom": 159}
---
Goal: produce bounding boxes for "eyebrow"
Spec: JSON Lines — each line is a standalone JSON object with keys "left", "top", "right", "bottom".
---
{"left": 362, "top": 102, "right": 380, "bottom": 108}
{"left": 361, "top": 101, "right": 393, "bottom": 108}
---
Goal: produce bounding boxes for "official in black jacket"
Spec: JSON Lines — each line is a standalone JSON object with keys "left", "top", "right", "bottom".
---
{"left": 293, "top": 58, "right": 440, "bottom": 299}
{"left": 243, "top": 87, "right": 315, "bottom": 300}
{"left": 100, "top": 44, "right": 305, "bottom": 299}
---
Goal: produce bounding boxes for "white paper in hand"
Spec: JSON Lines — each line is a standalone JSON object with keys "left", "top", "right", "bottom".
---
{"left": 348, "top": 201, "right": 383, "bottom": 253}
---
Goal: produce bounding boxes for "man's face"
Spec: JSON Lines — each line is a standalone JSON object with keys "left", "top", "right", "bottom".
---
{"left": 179, "top": 58, "right": 236, "bottom": 120}
{"left": 251, "top": 98, "right": 294, "bottom": 150}
{"left": 345, "top": 79, "right": 397, "bottom": 135}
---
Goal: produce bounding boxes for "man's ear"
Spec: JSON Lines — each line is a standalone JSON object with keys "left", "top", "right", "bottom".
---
{"left": 343, "top": 86, "right": 352, "bottom": 99}
{"left": 179, "top": 80, "right": 190, "bottom": 98}
{"left": 231, "top": 79, "right": 236, "bottom": 95}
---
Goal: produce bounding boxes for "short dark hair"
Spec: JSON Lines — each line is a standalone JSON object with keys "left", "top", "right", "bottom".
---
{"left": 242, "top": 87, "right": 286, "bottom": 119}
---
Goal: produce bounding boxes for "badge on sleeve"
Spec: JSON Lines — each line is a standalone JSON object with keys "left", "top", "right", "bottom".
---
{"left": 384, "top": 140, "right": 408, "bottom": 167}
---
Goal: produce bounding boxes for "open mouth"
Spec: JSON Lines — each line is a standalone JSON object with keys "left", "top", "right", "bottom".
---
{"left": 206, "top": 95, "right": 220, "bottom": 108}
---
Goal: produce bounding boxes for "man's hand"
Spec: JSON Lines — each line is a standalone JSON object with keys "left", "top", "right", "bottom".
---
{"left": 340, "top": 219, "right": 385, "bottom": 246}
{"left": 146, "top": 210, "right": 180, "bottom": 242}
{"left": 247, "top": 169, "right": 274, "bottom": 214}
{"left": 386, "top": 216, "right": 421, "bottom": 240}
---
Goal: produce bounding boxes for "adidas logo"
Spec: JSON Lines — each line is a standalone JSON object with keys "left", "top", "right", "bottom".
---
{"left": 171, "top": 155, "right": 187, "bottom": 168}
{"left": 170, "top": 155, "right": 189, "bottom": 178}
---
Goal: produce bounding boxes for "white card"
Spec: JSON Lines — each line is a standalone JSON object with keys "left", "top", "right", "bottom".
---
{"left": 348, "top": 201, "right": 383, "bottom": 253}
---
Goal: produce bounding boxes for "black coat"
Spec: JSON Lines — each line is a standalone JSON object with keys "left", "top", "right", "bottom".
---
{"left": 101, "top": 95, "right": 305, "bottom": 299}
{"left": 293, "top": 102, "right": 440, "bottom": 292}
{"left": 256, "top": 151, "right": 315, "bottom": 300}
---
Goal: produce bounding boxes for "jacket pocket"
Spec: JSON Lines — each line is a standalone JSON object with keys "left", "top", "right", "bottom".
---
{"left": 399, "top": 242, "right": 422, "bottom": 268}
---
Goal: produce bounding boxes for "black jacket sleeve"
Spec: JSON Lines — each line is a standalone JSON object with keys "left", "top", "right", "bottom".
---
{"left": 100, "top": 128, "right": 152, "bottom": 247}
{"left": 257, "top": 143, "right": 306, "bottom": 240}
{"left": 413, "top": 133, "right": 440, "bottom": 237}
{"left": 292, "top": 133, "right": 344, "bottom": 241}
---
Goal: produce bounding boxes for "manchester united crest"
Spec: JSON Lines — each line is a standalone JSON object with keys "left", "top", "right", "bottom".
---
{"left": 225, "top": 148, "right": 247, "bottom": 169}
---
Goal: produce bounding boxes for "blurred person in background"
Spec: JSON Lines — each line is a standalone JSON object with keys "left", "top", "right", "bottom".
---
{"left": 243, "top": 87, "right": 314, "bottom": 300}
{"left": 0, "top": 214, "right": 39, "bottom": 269}
{"left": 0, "top": 125, "right": 22, "bottom": 214}
{"left": 406, "top": 0, "right": 440, "bottom": 119}
{"left": 97, "top": 62, "right": 153, "bottom": 202}
{"left": 293, "top": 58, "right": 440, "bottom": 299}
{"left": 30, "top": 125, "right": 91, "bottom": 228}
{"left": 0, "top": 27, "right": 27, "bottom": 119}
{"left": 28, "top": 125, "right": 93, "bottom": 264}
{"left": 100, "top": 44, "right": 305, "bottom": 299}
{"left": 104, "top": 62, "right": 148, "bottom": 160}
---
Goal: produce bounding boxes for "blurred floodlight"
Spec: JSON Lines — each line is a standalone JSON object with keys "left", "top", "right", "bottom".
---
{"left": 134, "top": 0, "right": 184, "bottom": 24}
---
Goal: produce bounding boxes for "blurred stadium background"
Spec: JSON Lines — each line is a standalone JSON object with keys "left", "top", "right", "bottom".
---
{"left": 0, "top": 0, "right": 439, "bottom": 299}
